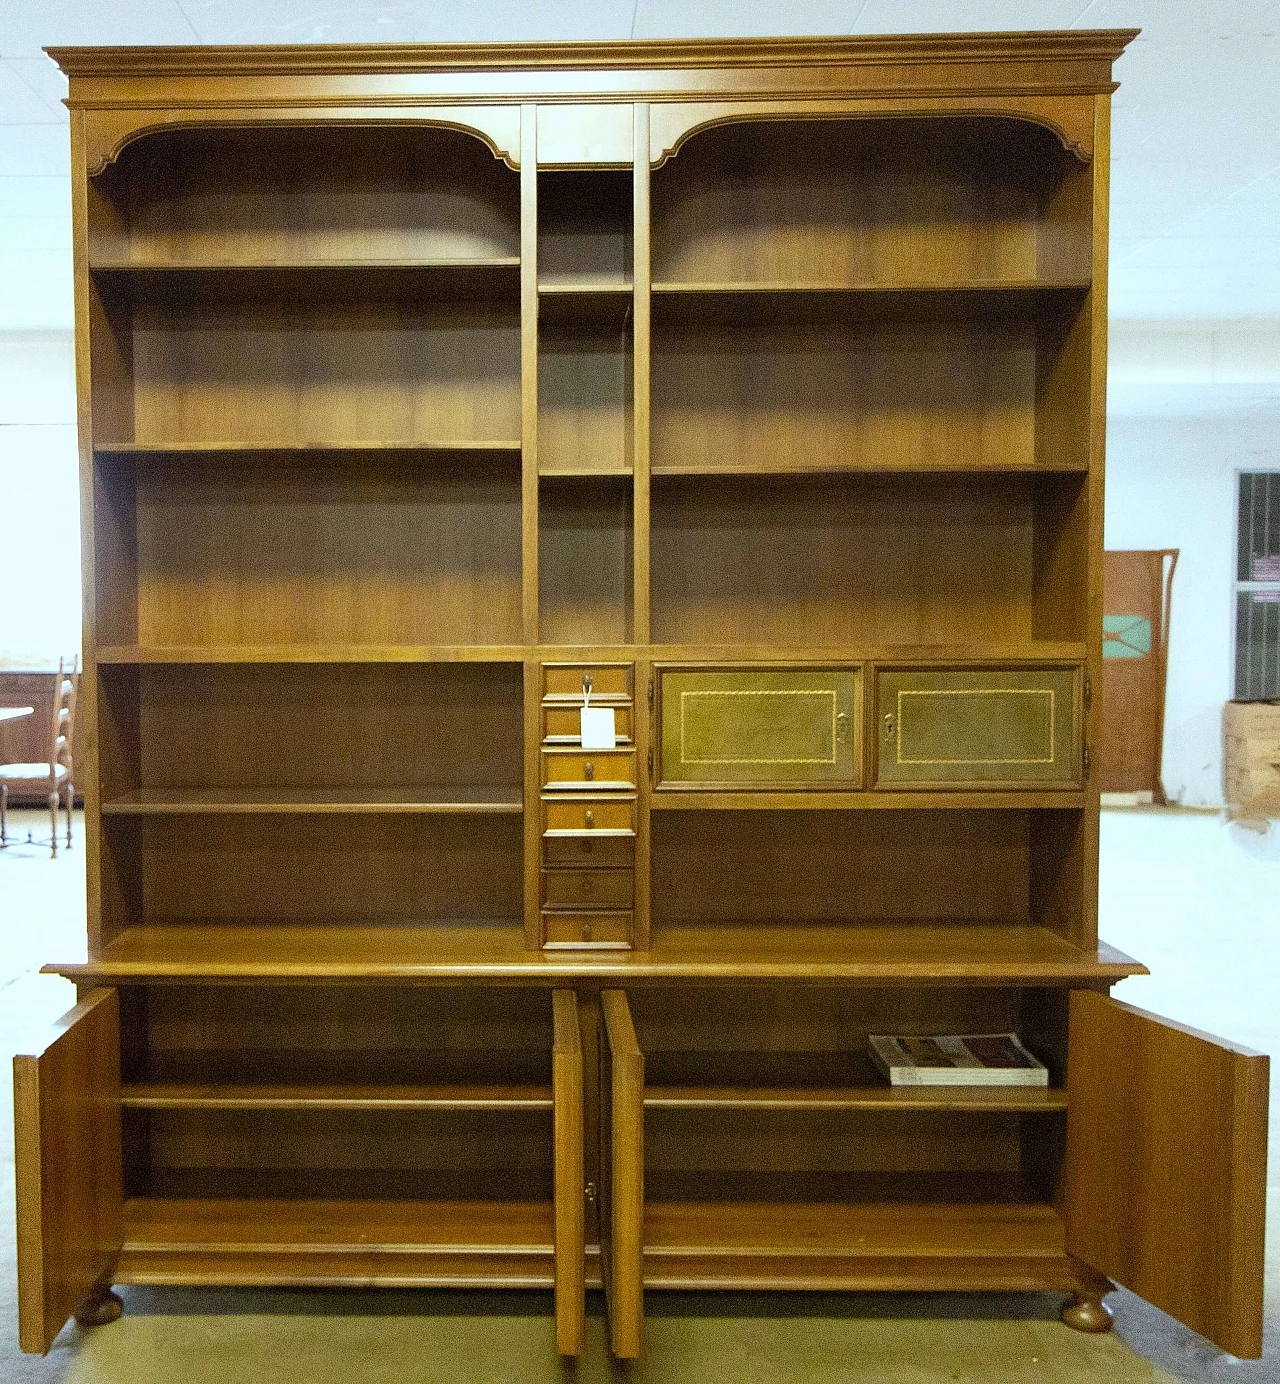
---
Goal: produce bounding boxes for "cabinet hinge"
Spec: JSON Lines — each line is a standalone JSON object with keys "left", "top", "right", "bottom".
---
{"left": 1083, "top": 745, "right": 1091, "bottom": 779}
{"left": 647, "top": 746, "right": 654, "bottom": 781}
{"left": 1084, "top": 674, "right": 1092, "bottom": 710}
{"left": 584, "top": 1181, "right": 597, "bottom": 1203}
{"left": 647, "top": 676, "right": 654, "bottom": 709}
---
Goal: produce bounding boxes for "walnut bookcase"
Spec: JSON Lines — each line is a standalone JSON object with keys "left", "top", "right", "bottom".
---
{"left": 15, "top": 34, "right": 1267, "bottom": 1364}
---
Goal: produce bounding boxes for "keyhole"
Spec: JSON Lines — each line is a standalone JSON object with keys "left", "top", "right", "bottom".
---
{"left": 584, "top": 761, "right": 594, "bottom": 780}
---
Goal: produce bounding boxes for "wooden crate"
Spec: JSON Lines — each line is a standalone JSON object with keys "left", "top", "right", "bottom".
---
{"left": 1224, "top": 701, "right": 1280, "bottom": 812}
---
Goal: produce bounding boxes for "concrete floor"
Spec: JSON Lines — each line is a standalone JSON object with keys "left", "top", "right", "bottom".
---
{"left": 0, "top": 807, "right": 1275, "bottom": 1382}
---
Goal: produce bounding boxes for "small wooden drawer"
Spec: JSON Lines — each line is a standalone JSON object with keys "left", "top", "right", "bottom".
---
{"left": 542, "top": 912, "right": 632, "bottom": 949}
{"left": 543, "top": 795, "right": 636, "bottom": 836}
{"left": 542, "top": 702, "right": 634, "bottom": 744}
{"left": 543, "top": 663, "right": 633, "bottom": 701}
{"left": 542, "top": 868, "right": 634, "bottom": 910}
{"left": 658, "top": 666, "right": 860, "bottom": 788}
{"left": 542, "top": 749, "right": 637, "bottom": 790}
{"left": 543, "top": 834, "right": 635, "bottom": 868}
{"left": 875, "top": 667, "right": 1080, "bottom": 787}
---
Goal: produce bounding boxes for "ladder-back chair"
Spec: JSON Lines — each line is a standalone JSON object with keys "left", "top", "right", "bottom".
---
{"left": 0, "top": 656, "right": 79, "bottom": 857}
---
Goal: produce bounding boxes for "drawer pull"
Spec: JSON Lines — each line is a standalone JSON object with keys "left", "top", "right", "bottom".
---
{"left": 883, "top": 712, "right": 896, "bottom": 740}
{"left": 583, "top": 761, "right": 594, "bottom": 780}
{"left": 584, "top": 809, "right": 595, "bottom": 829}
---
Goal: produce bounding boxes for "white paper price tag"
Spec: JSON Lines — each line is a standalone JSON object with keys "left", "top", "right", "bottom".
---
{"left": 580, "top": 706, "right": 617, "bottom": 750}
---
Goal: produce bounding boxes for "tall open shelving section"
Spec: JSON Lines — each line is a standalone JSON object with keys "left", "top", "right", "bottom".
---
{"left": 15, "top": 36, "right": 1266, "bottom": 1366}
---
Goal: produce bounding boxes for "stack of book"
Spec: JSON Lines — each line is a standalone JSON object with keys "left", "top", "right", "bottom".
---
{"left": 869, "top": 1033, "right": 1048, "bottom": 1086}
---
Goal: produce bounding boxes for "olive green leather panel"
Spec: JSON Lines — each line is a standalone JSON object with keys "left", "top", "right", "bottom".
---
{"left": 876, "top": 668, "right": 1078, "bottom": 785}
{"left": 659, "top": 668, "right": 859, "bottom": 786}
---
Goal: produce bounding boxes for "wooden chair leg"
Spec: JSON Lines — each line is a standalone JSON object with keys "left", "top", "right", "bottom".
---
{"left": 64, "top": 779, "right": 73, "bottom": 848}
{"left": 49, "top": 787, "right": 59, "bottom": 858}
{"left": 0, "top": 781, "right": 6, "bottom": 846}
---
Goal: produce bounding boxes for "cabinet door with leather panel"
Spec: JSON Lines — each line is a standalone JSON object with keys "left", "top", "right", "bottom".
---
{"left": 657, "top": 667, "right": 860, "bottom": 789}
{"left": 875, "top": 668, "right": 1080, "bottom": 788}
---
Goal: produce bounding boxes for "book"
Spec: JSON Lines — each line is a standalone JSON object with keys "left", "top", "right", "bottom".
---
{"left": 868, "top": 1033, "right": 1048, "bottom": 1087}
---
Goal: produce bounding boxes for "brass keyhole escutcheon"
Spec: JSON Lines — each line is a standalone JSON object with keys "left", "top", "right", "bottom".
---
{"left": 883, "top": 712, "right": 896, "bottom": 740}
{"left": 582, "top": 923, "right": 593, "bottom": 941}
{"left": 835, "top": 712, "right": 850, "bottom": 745}
{"left": 584, "top": 809, "right": 595, "bottom": 829}
{"left": 584, "top": 761, "right": 594, "bottom": 780}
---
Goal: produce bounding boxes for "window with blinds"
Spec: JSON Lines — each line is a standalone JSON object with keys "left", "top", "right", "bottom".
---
{"left": 1235, "top": 472, "right": 1280, "bottom": 699}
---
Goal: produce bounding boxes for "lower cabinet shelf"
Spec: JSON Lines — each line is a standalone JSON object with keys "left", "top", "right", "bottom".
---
{"left": 642, "top": 1188, "right": 1077, "bottom": 1293}
{"left": 115, "top": 1196, "right": 603, "bottom": 1289}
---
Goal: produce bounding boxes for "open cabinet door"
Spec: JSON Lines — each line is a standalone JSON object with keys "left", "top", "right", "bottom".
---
{"left": 552, "top": 990, "right": 585, "bottom": 1356}
{"left": 600, "top": 990, "right": 644, "bottom": 1359}
{"left": 14, "top": 988, "right": 123, "bottom": 1355}
{"left": 1065, "top": 990, "right": 1268, "bottom": 1358}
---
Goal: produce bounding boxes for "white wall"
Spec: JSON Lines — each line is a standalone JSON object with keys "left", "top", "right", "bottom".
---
{"left": 1105, "top": 411, "right": 1280, "bottom": 807}
{"left": 0, "top": 329, "right": 80, "bottom": 667}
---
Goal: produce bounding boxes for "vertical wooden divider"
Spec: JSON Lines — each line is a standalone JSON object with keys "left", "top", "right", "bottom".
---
{"left": 552, "top": 989, "right": 585, "bottom": 1356}
{"left": 70, "top": 109, "right": 106, "bottom": 957}
{"left": 521, "top": 105, "right": 543, "bottom": 949}
{"left": 1081, "top": 93, "right": 1110, "bottom": 951}
{"left": 632, "top": 105, "right": 652, "bottom": 949}
{"left": 601, "top": 989, "right": 644, "bottom": 1358}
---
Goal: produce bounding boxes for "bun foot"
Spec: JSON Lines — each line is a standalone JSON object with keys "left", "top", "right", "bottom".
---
{"left": 74, "top": 1287, "right": 123, "bottom": 1328}
{"left": 1061, "top": 1292, "right": 1113, "bottom": 1334}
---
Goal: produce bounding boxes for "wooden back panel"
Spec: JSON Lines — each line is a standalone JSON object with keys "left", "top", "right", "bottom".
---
{"left": 126, "top": 662, "right": 522, "bottom": 791}
{"left": 652, "top": 117, "right": 1086, "bottom": 286}
{"left": 90, "top": 125, "right": 520, "bottom": 266}
{"left": 651, "top": 810, "right": 1032, "bottom": 925}
{"left": 128, "top": 453, "right": 523, "bottom": 645}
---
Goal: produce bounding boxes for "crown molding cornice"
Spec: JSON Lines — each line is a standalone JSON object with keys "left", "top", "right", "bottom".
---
{"left": 47, "top": 30, "right": 1139, "bottom": 82}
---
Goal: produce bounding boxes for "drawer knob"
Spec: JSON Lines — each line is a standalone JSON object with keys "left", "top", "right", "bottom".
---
{"left": 584, "top": 809, "right": 595, "bottom": 829}
{"left": 883, "top": 712, "right": 896, "bottom": 740}
{"left": 583, "top": 761, "right": 594, "bottom": 780}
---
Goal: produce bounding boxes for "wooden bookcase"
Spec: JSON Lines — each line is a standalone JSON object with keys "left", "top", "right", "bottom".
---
{"left": 15, "top": 34, "right": 1268, "bottom": 1365}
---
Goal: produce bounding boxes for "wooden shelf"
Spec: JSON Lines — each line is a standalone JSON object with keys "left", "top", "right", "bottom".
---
{"left": 96, "top": 645, "right": 528, "bottom": 664}
{"left": 91, "top": 259, "right": 522, "bottom": 305}
{"left": 650, "top": 280, "right": 1089, "bottom": 327}
{"left": 101, "top": 787, "right": 523, "bottom": 815}
{"left": 641, "top": 1173, "right": 1077, "bottom": 1292}
{"left": 538, "top": 282, "right": 634, "bottom": 328}
{"left": 44, "top": 923, "right": 1147, "bottom": 985}
{"left": 95, "top": 640, "right": 1084, "bottom": 666}
{"left": 122, "top": 1083, "right": 553, "bottom": 1111}
{"left": 643, "top": 1052, "right": 1066, "bottom": 1111}
{"left": 94, "top": 441, "right": 523, "bottom": 457}
{"left": 116, "top": 1196, "right": 564, "bottom": 1288}
{"left": 651, "top": 791, "right": 1085, "bottom": 811}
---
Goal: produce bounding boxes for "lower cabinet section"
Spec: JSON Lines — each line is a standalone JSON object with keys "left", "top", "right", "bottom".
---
{"left": 596, "top": 986, "right": 1269, "bottom": 1361}
{"left": 13, "top": 981, "right": 1268, "bottom": 1361}
{"left": 14, "top": 986, "right": 589, "bottom": 1357}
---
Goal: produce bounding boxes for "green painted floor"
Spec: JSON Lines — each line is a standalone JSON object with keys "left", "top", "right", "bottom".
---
{"left": 2, "top": 809, "right": 1277, "bottom": 1383}
{"left": 61, "top": 1300, "right": 1180, "bottom": 1384}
